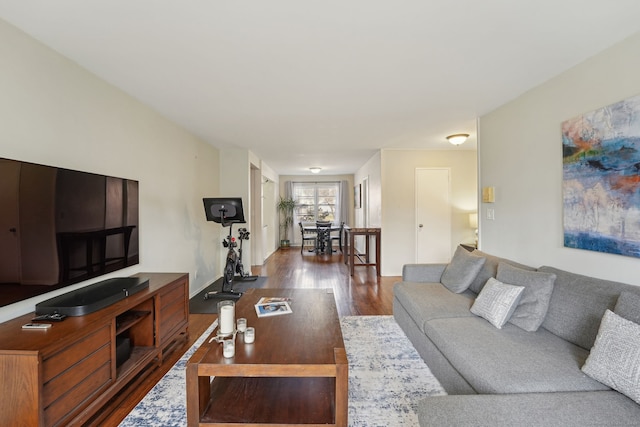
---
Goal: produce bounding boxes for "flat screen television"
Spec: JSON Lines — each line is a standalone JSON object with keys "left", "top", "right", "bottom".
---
{"left": 203, "top": 197, "right": 246, "bottom": 224}
{"left": 0, "top": 157, "right": 139, "bottom": 308}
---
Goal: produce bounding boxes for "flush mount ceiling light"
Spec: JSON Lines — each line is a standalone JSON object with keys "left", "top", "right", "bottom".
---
{"left": 309, "top": 167, "right": 322, "bottom": 174}
{"left": 446, "top": 133, "right": 470, "bottom": 145}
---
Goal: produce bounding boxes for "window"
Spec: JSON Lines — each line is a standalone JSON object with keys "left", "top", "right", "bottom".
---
{"left": 292, "top": 182, "right": 341, "bottom": 243}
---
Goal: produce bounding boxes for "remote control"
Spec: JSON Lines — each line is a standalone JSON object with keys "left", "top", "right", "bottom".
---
{"left": 32, "top": 313, "right": 67, "bottom": 322}
{"left": 22, "top": 323, "right": 52, "bottom": 330}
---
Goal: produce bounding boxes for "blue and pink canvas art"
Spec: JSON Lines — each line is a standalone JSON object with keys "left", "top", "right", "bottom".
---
{"left": 563, "top": 94, "right": 640, "bottom": 258}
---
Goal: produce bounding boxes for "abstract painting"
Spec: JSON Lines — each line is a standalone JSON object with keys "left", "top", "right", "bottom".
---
{"left": 563, "top": 94, "right": 640, "bottom": 258}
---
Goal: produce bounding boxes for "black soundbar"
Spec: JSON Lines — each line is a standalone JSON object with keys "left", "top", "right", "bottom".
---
{"left": 35, "top": 277, "right": 149, "bottom": 316}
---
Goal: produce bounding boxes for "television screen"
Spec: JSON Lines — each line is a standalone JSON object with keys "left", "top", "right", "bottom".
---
{"left": 0, "top": 157, "right": 139, "bottom": 307}
{"left": 203, "top": 197, "right": 246, "bottom": 224}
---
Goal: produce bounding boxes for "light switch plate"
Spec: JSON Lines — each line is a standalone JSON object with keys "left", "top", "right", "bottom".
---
{"left": 486, "top": 208, "right": 495, "bottom": 220}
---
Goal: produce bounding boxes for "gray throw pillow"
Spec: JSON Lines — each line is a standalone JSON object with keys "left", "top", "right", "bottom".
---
{"left": 470, "top": 278, "right": 525, "bottom": 329}
{"left": 440, "top": 246, "right": 486, "bottom": 293}
{"left": 614, "top": 291, "right": 640, "bottom": 324}
{"left": 496, "top": 262, "right": 556, "bottom": 332}
{"left": 582, "top": 310, "right": 640, "bottom": 404}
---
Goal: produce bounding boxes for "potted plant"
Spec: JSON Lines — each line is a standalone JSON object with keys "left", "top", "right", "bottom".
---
{"left": 277, "top": 196, "right": 296, "bottom": 248}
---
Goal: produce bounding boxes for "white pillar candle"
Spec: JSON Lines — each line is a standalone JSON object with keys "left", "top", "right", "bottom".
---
{"left": 218, "top": 301, "right": 235, "bottom": 335}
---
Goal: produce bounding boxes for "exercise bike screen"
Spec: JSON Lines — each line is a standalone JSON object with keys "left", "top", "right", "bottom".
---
{"left": 203, "top": 197, "right": 246, "bottom": 223}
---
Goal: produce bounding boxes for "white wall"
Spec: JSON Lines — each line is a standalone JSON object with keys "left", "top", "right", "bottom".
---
{"left": 0, "top": 19, "right": 221, "bottom": 322}
{"left": 261, "top": 162, "right": 278, "bottom": 259}
{"left": 381, "top": 149, "right": 478, "bottom": 275}
{"left": 479, "top": 31, "right": 640, "bottom": 285}
{"left": 218, "top": 148, "right": 252, "bottom": 269}
{"left": 261, "top": 178, "right": 278, "bottom": 260}
{"left": 354, "top": 151, "right": 382, "bottom": 228}
{"left": 216, "top": 149, "right": 279, "bottom": 267}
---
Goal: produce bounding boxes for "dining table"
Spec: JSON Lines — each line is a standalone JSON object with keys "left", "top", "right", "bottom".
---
{"left": 303, "top": 224, "right": 342, "bottom": 254}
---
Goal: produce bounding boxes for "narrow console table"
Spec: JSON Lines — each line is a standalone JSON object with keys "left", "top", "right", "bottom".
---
{"left": 0, "top": 272, "right": 189, "bottom": 427}
{"left": 343, "top": 227, "right": 381, "bottom": 276}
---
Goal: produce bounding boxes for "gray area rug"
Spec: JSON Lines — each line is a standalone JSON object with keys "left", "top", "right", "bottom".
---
{"left": 119, "top": 315, "right": 446, "bottom": 427}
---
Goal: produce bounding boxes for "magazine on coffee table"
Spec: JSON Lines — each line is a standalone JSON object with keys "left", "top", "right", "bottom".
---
{"left": 255, "top": 299, "right": 292, "bottom": 317}
{"left": 257, "top": 296, "right": 292, "bottom": 304}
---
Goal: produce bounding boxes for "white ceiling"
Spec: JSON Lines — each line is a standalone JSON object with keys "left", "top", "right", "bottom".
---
{"left": 2, "top": 1, "right": 640, "bottom": 175}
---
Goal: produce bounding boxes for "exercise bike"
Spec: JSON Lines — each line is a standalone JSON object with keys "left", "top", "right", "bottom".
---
{"left": 202, "top": 198, "right": 257, "bottom": 300}
{"left": 235, "top": 227, "right": 257, "bottom": 281}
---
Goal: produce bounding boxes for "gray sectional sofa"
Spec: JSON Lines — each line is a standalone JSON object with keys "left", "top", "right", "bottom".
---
{"left": 393, "top": 246, "right": 640, "bottom": 426}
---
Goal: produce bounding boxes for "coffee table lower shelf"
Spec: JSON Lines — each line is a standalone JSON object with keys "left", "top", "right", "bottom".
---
{"left": 201, "top": 376, "right": 336, "bottom": 425}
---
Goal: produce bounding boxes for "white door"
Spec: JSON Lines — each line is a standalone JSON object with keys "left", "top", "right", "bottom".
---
{"left": 261, "top": 178, "right": 276, "bottom": 261}
{"left": 415, "top": 168, "right": 451, "bottom": 263}
{"left": 0, "top": 160, "right": 21, "bottom": 282}
{"left": 250, "top": 166, "right": 261, "bottom": 268}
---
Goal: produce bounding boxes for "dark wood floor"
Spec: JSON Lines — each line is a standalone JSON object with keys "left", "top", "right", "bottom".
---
{"left": 96, "top": 248, "right": 400, "bottom": 426}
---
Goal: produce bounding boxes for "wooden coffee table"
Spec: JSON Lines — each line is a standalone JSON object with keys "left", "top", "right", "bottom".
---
{"left": 186, "top": 288, "right": 348, "bottom": 426}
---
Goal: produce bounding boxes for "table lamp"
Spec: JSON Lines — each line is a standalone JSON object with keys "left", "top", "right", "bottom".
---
{"left": 469, "top": 213, "right": 478, "bottom": 247}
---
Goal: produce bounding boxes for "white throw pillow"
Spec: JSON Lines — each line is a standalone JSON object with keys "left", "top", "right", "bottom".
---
{"left": 582, "top": 309, "right": 640, "bottom": 404}
{"left": 470, "top": 278, "right": 524, "bottom": 329}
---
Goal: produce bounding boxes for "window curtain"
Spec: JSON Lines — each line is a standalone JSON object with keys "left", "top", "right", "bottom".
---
{"left": 340, "top": 180, "right": 349, "bottom": 225}
{"left": 285, "top": 180, "right": 293, "bottom": 199}
{"left": 284, "top": 180, "right": 293, "bottom": 243}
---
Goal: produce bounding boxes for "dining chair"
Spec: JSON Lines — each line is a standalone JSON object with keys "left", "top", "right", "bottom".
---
{"left": 315, "top": 221, "right": 332, "bottom": 253}
{"left": 299, "top": 222, "right": 316, "bottom": 254}
{"left": 330, "top": 222, "right": 345, "bottom": 252}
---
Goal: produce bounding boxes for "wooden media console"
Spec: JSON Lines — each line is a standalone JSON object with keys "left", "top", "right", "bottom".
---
{"left": 0, "top": 272, "right": 189, "bottom": 427}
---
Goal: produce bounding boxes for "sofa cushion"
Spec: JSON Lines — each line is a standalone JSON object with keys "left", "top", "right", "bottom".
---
{"left": 467, "top": 249, "right": 536, "bottom": 294}
{"left": 393, "top": 299, "right": 477, "bottom": 394}
{"left": 496, "top": 262, "right": 556, "bottom": 332}
{"left": 470, "top": 278, "right": 524, "bottom": 329}
{"left": 582, "top": 310, "right": 640, "bottom": 404}
{"left": 423, "top": 316, "right": 610, "bottom": 394}
{"left": 440, "top": 246, "right": 486, "bottom": 293}
{"left": 417, "top": 391, "right": 640, "bottom": 427}
{"left": 540, "top": 266, "right": 633, "bottom": 350}
{"left": 615, "top": 291, "right": 640, "bottom": 324}
{"left": 393, "top": 282, "right": 475, "bottom": 333}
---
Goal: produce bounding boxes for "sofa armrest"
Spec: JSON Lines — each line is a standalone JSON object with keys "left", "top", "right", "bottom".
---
{"left": 402, "top": 264, "right": 447, "bottom": 282}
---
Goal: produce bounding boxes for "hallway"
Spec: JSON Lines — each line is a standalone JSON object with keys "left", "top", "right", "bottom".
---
{"left": 252, "top": 247, "right": 398, "bottom": 317}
